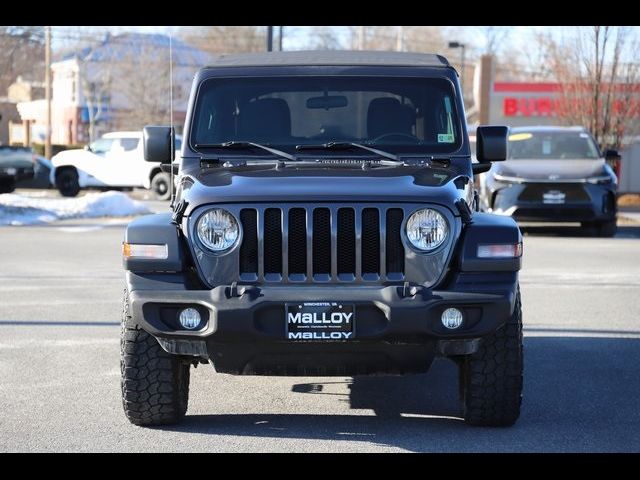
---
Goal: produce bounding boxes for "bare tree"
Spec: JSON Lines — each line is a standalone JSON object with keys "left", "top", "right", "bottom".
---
{"left": 79, "top": 52, "right": 113, "bottom": 143}
{"left": 305, "top": 26, "right": 345, "bottom": 50}
{"left": 476, "top": 26, "right": 511, "bottom": 55}
{"left": 0, "top": 26, "right": 45, "bottom": 94}
{"left": 113, "top": 44, "right": 173, "bottom": 130}
{"left": 180, "top": 26, "right": 265, "bottom": 54}
{"left": 545, "top": 26, "right": 640, "bottom": 149}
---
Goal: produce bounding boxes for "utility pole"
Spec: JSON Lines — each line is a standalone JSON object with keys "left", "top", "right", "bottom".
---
{"left": 396, "top": 26, "right": 404, "bottom": 52}
{"left": 267, "top": 26, "right": 273, "bottom": 52}
{"left": 279, "top": 26, "right": 283, "bottom": 51}
{"left": 358, "top": 26, "right": 365, "bottom": 50}
{"left": 45, "top": 25, "right": 52, "bottom": 159}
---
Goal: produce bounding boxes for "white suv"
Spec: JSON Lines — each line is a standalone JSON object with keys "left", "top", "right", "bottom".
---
{"left": 50, "top": 131, "right": 180, "bottom": 200}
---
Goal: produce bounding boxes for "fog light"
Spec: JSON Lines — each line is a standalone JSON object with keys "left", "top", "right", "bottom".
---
{"left": 178, "top": 308, "right": 201, "bottom": 330}
{"left": 441, "top": 308, "right": 463, "bottom": 329}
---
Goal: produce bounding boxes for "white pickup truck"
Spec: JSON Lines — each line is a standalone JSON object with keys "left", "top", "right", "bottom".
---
{"left": 50, "top": 131, "right": 180, "bottom": 200}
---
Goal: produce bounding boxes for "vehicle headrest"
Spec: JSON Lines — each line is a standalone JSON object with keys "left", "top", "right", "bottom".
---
{"left": 367, "top": 97, "right": 416, "bottom": 139}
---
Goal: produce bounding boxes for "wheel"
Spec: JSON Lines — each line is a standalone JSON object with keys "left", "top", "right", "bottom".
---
{"left": 596, "top": 219, "right": 617, "bottom": 238}
{"left": 460, "top": 287, "right": 523, "bottom": 427}
{"left": 55, "top": 168, "right": 80, "bottom": 197}
{"left": 0, "top": 180, "right": 15, "bottom": 194}
{"left": 120, "top": 289, "right": 190, "bottom": 426}
{"left": 151, "top": 172, "right": 171, "bottom": 201}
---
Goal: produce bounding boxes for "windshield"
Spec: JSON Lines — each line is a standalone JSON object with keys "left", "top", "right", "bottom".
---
{"left": 508, "top": 131, "right": 600, "bottom": 160}
{"left": 0, "top": 146, "right": 33, "bottom": 164}
{"left": 191, "top": 76, "right": 462, "bottom": 154}
{"left": 90, "top": 138, "right": 115, "bottom": 154}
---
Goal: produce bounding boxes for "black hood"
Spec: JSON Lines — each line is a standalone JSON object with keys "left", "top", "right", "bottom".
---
{"left": 180, "top": 164, "right": 467, "bottom": 216}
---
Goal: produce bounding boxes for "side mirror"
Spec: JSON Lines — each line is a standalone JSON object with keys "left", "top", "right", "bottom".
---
{"left": 143, "top": 125, "right": 174, "bottom": 164}
{"left": 605, "top": 149, "right": 621, "bottom": 162}
{"left": 476, "top": 125, "right": 508, "bottom": 163}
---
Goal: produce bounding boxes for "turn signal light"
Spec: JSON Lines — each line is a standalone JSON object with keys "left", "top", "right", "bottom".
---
{"left": 122, "top": 243, "right": 168, "bottom": 259}
{"left": 477, "top": 243, "right": 523, "bottom": 258}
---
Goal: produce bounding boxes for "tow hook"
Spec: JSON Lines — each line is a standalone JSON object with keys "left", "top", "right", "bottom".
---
{"left": 400, "top": 281, "right": 419, "bottom": 298}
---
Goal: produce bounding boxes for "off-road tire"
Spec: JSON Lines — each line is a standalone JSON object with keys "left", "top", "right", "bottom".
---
{"left": 120, "top": 289, "right": 190, "bottom": 426}
{"left": 55, "top": 168, "right": 80, "bottom": 197}
{"left": 596, "top": 219, "right": 617, "bottom": 238}
{"left": 0, "top": 179, "right": 15, "bottom": 194}
{"left": 151, "top": 172, "right": 171, "bottom": 201}
{"left": 460, "top": 287, "right": 523, "bottom": 427}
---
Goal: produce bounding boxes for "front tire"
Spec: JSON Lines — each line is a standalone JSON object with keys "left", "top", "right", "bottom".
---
{"left": 596, "top": 219, "right": 617, "bottom": 237}
{"left": 120, "top": 290, "right": 190, "bottom": 426}
{"left": 151, "top": 172, "right": 171, "bottom": 201}
{"left": 460, "top": 287, "right": 523, "bottom": 427}
{"left": 0, "top": 179, "right": 15, "bottom": 194}
{"left": 55, "top": 168, "right": 80, "bottom": 197}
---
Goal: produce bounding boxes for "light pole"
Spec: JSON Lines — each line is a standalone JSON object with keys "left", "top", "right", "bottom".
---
{"left": 448, "top": 41, "right": 466, "bottom": 98}
{"left": 267, "top": 26, "right": 274, "bottom": 52}
{"left": 45, "top": 26, "right": 52, "bottom": 159}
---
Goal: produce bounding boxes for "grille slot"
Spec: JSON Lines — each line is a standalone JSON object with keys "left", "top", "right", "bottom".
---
{"left": 337, "top": 208, "right": 356, "bottom": 276}
{"left": 386, "top": 209, "right": 405, "bottom": 275}
{"left": 238, "top": 206, "right": 405, "bottom": 283}
{"left": 313, "top": 208, "right": 331, "bottom": 276}
{"left": 518, "top": 184, "right": 590, "bottom": 202}
{"left": 288, "top": 208, "right": 307, "bottom": 276}
{"left": 239, "top": 209, "right": 258, "bottom": 275}
{"left": 263, "top": 208, "right": 282, "bottom": 275}
{"left": 361, "top": 208, "right": 380, "bottom": 276}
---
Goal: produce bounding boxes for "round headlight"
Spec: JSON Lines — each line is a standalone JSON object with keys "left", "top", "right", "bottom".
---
{"left": 406, "top": 209, "right": 448, "bottom": 251}
{"left": 196, "top": 208, "right": 239, "bottom": 252}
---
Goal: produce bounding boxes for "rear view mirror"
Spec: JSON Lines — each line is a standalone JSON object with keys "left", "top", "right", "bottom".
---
{"left": 476, "top": 125, "right": 508, "bottom": 163}
{"left": 143, "top": 126, "right": 174, "bottom": 164}
{"left": 307, "top": 95, "right": 348, "bottom": 110}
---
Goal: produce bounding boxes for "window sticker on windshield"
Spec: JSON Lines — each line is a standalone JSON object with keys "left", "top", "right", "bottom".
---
{"left": 542, "top": 139, "right": 551, "bottom": 155}
{"left": 438, "top": 134, "right": 455, "bottom": 143}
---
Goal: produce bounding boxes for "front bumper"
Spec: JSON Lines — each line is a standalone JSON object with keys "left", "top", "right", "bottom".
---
{"left": 0, "top": 168, "right": 34, "bottom": 184}
{"left": 129, "top": 280, "right": 518, "bottom": 375}
{"left": 489, "top": 181, "right": 616, "bottom": 222}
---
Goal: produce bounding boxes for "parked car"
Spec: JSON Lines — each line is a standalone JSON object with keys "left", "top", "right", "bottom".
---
{"left": 0, "top": 146, "right": 35, "bottom": 193}
{"left": 121, "top": 51, "right": 523, "bottom": 428}
{"left": 15, "top": 155, "right": 54, "bottom": 189}
{"left": 50, "top": 131, "right": 181, "bottom": 200}
{"left": 478, "top": 126, "right": 618, "bottom": 237}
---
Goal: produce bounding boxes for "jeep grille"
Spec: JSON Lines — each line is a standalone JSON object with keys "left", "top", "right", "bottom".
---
{"left": 238, "top": 206, "right": 405, "bottom": 282}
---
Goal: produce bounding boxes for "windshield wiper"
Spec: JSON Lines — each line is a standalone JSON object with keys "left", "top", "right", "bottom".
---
{"left": 195, "top": 141, "right": 297, "bottom": 162}
{"left": 296, "top": 141, "right": 401, "bottom": 162}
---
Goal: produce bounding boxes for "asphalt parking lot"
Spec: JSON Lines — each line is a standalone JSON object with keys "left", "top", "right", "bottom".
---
{"left": 1, "top": 196, "right": 640, "bottom": 452}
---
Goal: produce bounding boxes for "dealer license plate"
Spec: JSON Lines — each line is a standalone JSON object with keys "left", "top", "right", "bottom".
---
{"left": 286, "top": 302, "right": 355, "bottom": 341}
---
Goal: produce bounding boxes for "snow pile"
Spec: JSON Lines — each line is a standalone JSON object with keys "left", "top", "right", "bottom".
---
{"left": 0, "top": 191, "right": 152, "bottom": 226}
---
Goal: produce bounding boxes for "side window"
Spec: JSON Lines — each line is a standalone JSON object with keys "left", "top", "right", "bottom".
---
{"left": 119, "top": 138, "right": 140, "bottom": 152}
{"left": 89, "top": 138, "right": 115, "bottom": 154}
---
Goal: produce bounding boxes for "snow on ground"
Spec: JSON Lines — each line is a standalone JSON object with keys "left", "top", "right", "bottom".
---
{"left": 0, "top": 191, "right": 152, "bottom": 226}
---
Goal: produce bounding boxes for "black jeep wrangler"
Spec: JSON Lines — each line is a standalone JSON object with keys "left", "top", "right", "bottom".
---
{"left": 121, "top": 51, "right": 523, "bottom": 427}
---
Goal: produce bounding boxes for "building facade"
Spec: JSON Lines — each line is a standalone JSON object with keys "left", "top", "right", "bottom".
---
{"left": 13, "top": 33, "right": 211, "bottom": 147}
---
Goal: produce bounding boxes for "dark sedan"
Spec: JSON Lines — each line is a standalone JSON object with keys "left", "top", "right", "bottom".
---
{"left": 0, "top": 146, "right": 36, "bottom": 193}
{"left": 478, "top": 126, "right": 618, "bottom": 237}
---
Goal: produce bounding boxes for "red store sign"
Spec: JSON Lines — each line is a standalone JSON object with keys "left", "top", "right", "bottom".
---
{"left": 495, "top": 82, "right": 640, "bottom": 118}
